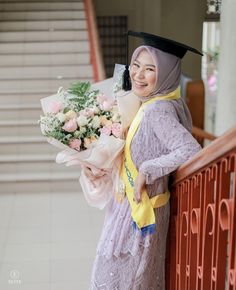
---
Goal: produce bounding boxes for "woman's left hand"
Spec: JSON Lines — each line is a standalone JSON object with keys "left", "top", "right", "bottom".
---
{"left": 133, "top": 172, "right": 146, "bottom": 203}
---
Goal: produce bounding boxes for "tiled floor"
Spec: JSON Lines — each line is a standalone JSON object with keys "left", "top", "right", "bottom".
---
{"left": 0, "top": 191, "right": 105, "bottom": 290}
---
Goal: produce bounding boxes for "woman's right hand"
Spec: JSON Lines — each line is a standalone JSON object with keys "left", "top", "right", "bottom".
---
{"left": 82, "top": 166, "right": 107, "bottom": 181}
{"left": 82, "top": 166, "right": 97, "bottom": 180}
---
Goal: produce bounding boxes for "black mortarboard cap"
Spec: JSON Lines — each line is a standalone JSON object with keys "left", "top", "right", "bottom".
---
{"left": 122, "top": 30, "right": 203, "bottom": 91}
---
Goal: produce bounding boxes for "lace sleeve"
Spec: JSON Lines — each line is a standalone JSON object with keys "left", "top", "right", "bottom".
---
{"left": 139, "top": 103, "right": 201, "bottom": 185}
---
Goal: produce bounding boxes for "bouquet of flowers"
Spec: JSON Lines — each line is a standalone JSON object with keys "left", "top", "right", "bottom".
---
{"left": 39, "top": 81, "right": 125, "bottom": 209}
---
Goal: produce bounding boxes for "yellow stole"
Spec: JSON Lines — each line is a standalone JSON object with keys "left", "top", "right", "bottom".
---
{"left": 119, "top": 87, "right": 180, "bottom": 235}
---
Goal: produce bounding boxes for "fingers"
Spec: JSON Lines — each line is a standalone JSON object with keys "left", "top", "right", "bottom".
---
{"left": 133, "top": 190, "right": 141, "bottom": 203}
{"left": 83, "top": 167, "right": 96, "bottom": 180}
{"left": 133, "top": 172, "right": 146, "bottom": 204}
{"left": 82, "top": 166, "right": 107, "bottom": 180}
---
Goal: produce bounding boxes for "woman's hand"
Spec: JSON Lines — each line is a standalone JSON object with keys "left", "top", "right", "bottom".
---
{"left": 82, "top": 166, "right": 107, "bottom": 181}
{"left": 82, "top": 166, "right": 96, "bottom": 180}
{"left": 133, "top": 172, "right": 146, "bottom": 203}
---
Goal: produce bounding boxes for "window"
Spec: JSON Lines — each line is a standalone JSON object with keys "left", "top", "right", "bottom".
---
{"left": 96, "top": 16, "right": 128, "bottom": 77}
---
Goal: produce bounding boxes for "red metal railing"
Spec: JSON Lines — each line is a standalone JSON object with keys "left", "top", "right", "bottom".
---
{"left": 167, "top": 126, "right": 236, "bottom": 290}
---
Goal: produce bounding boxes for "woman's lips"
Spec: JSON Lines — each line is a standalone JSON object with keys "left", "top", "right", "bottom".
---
{"left": 133, "top": 80, "right": 147, "bottom": 88}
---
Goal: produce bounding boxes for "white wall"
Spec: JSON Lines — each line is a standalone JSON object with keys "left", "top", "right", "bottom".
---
{"left": 215, "top": 0, "right": 236, "bottom": 135}
{"left": 94, "top": 0, "right": 204, "bottom": 79}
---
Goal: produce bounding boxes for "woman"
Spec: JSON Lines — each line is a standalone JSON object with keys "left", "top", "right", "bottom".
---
{"left": 89, "top": 32, "right": 202, "bottom": 290}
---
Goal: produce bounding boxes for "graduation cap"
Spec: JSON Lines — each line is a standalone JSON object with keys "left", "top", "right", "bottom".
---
{"left": 122, "top": 30, "right": 203, "bottom": 91}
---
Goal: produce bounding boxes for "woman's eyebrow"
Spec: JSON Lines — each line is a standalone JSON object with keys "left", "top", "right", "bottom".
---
{"left": 134, "top": 59, "right": 156, "bottom": 68}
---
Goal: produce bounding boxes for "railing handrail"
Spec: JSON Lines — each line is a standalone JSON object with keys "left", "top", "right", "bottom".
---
{"left": 173, "top": 126, "right": 236, "bottom": 184}
{"left": 192, "top": 125, "right": 217, "bottom": 141}
{"left": 84, "top": 0, "right": 105, "bottom": 81}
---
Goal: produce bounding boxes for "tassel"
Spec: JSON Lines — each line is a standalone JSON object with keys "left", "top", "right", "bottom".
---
{"left": 122, "top": 65, "right": 132, "bottom": 91}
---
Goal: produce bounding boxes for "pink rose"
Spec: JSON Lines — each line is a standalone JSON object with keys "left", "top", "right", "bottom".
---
{"left": 86, "top": 108, "right": 95, "bottom": 117}
{"left": 111, "top": 122, "right": 122, "bottom": 138}
{"left": 97, "top": 93, "right": 108, "bottom": 104}
{"left": 100, "top": 100, "right": 114, "bottom": 111}
{"left": 80, "top": 108, "right": 94, "bottom": 117}
{"left": 49, "top": 100, "right": 64, "bottom": 114}
{"left": 100, "top": 125, "right": 112, "bottom": 136}
{"left": 69, "top": 139, "right": 81, "bottom": 151}
{"left": 62, "top": 118, "right": 77, "bottom": 132}
{"left": 79, "top": 110, "right": 87, "bottom": 117}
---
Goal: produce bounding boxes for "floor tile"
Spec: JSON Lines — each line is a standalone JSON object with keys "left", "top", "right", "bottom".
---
{"left": 3, "top": 243, "right": 51, "bottom": 262}
{"left": 51, "top": 258, "right": 93, "bottom": 284}
{"left": 7, "top": 226, "right": 51, "bottom": 244}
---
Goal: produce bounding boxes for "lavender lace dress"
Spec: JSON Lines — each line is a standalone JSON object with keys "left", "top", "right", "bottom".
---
{"left": 89, "top": 98, "right": 201, "bottom": 290}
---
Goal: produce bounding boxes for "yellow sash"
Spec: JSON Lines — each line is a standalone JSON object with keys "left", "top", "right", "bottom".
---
{"left": 119, "top": 87, "right": 180, "bottom": 235}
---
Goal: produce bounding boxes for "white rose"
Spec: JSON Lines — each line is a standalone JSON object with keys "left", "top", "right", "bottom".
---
{"left": 93, "top": 106, "right": 100, "bottom": 114}
{"left": 112, "top": 113, "right": 120, "bottom": 122}
{"left": 64, "top": 110, "right": 77, "bottom": 121}
{"left": 77, "top": 115, "right": 88, "bottom": 127}
{"left": 91, "top": 116, "right": 101, "bottom": 129}
{"left": 56, "top": 112, "right": 66, "bottom": 123}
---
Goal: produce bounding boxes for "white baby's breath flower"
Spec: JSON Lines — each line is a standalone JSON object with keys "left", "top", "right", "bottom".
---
{"left": 111, "top": 105, "right": 118, "bottom": 114}
{"left": 93, "top": 106, "right": 100, "bottom": 114}
{"left": 79, "top": 126, "right": 86, "bottom": 134}
{"left": 56, "top": 112, "right": 66, "bottom": 123}
{"left": 77, "top": 115, "right": 88, "bottom": 127}
{"left": 40, "top": 114, "right": 60, "bottom": 134}
{"left": 91, "top": 115, "right": 101, "bottom": 129}
{"left": 74, "top": 130, "right": 81, "bottom": 138}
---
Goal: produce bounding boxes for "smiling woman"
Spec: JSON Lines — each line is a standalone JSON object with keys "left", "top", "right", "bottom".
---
{"left": 89, "top": 31, "right": 203, "bottom": 290}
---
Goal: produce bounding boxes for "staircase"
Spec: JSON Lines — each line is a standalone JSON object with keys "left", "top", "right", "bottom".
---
{"left": 0, "top": 0, "right": 101, "bottom": 194}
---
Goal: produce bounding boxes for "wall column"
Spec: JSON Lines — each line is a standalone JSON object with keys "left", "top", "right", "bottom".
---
{"left": 215, "top": 0, "right": 236, "bottom": 135}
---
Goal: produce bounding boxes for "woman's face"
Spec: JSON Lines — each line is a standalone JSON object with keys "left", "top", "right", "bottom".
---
{"left": 130, "top": 49, "right": 157, "bottom": 97}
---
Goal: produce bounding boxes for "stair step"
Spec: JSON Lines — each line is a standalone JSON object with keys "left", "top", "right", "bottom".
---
{"left": 0, "top": 19, "right": 86, "bottom": 31}
{"left": 0, "top": 103, "right": 40, "bottom": 109}
{"left": 0, "top": 105, "right": 42, "bottom": 120}
{"left": 0, "top": 135, "right": 45, "bottom": 143}
{"left": 0, "top": 172, "right": 81, "bottom": 194}
{"left": 0, "top": 65, "right": 93, "bottom": 80}
{"left": 0, "top": 162, "right": 77, "bottom": 174}
{"left": 0, "top": 52, "right": 90, "bottom": 66}
{"left": 0, "top": 30, "right": 88, "bottom": 42}
{"left": 0, "top": 10, "right": 86, "bottom": 21}
{"left": 0, "top": 2, "right": 84, "bottom": 11}
{"left": 0, "top": 180, "right": 81, "bottom": 194}
{"left": 0, "top": 156, "right": 77, "bottom": 173}
{"left": 0, "top": 40, "right": 89, "bottom": 54}
{"left": 0, "top": 78, "right": 94, "bottom": 93}
{"left": 0, "top": 135, "right": 56, "bottom": 154}
{"left": 0, "top": 119, "right": 41, "bottom": 135}
{"left": 0, "top": 92, "right": 54, "bottom": 105}
{"left": 0, "top": 171, "right": 80, "bottom": 182}
{"left": 0, "top": 153, "right": 54, "bottom": 162}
